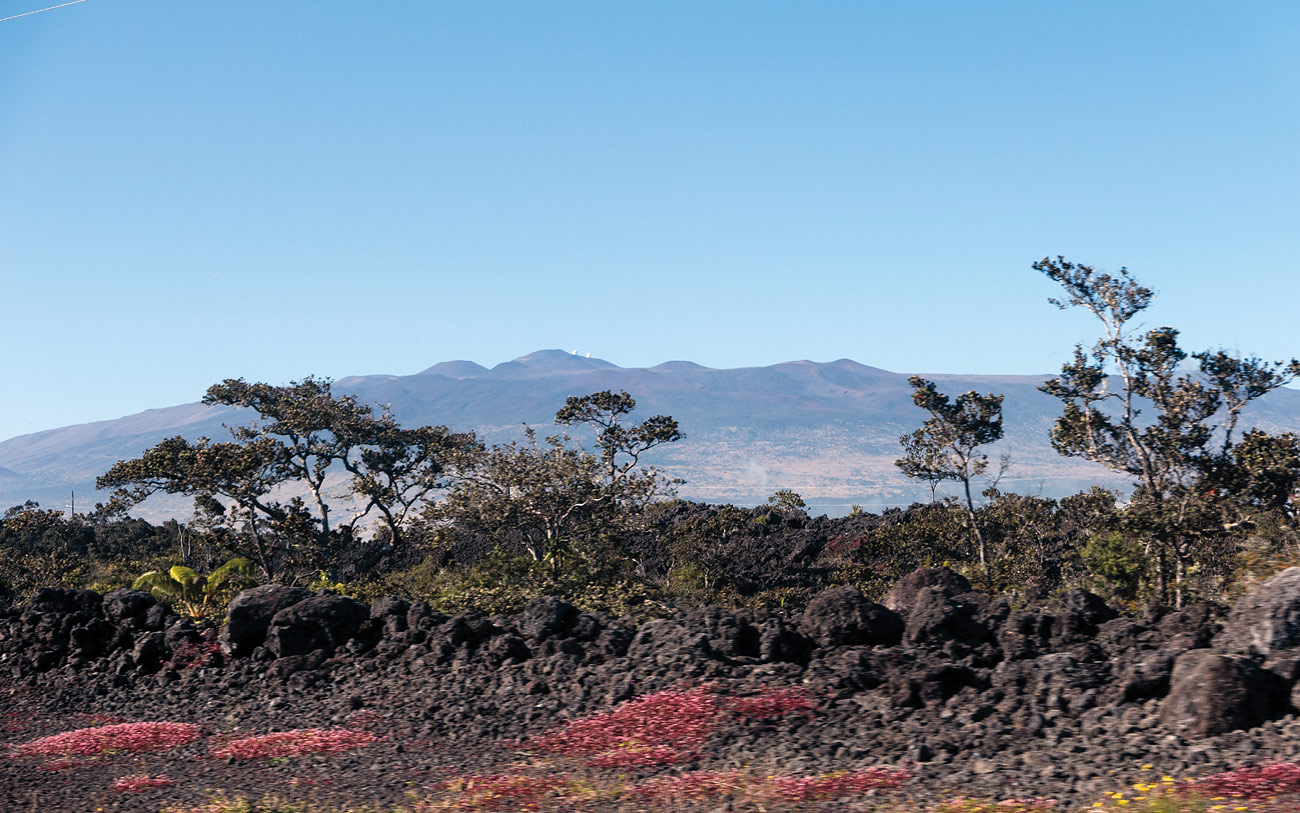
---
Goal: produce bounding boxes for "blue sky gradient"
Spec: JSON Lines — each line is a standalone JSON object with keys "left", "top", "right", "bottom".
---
{"left": 2, "top": 1, "right": 1298, "bottom": 441}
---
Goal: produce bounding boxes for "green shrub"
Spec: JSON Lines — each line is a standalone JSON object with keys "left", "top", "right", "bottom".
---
{"left": 1081, "top": 530, "right": 1147, "bottom": 604}
{"left": 374, "top": 548, "right": 669, "bottom": 619}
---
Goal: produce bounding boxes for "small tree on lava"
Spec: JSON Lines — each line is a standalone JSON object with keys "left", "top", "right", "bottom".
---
{"left": 895, "top": 376, "right": 1006, "bottom": 568}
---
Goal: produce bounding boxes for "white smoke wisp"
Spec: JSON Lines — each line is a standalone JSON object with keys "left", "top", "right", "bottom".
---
{"left": 744, "top": 460, "right": 770, "bottom": 490}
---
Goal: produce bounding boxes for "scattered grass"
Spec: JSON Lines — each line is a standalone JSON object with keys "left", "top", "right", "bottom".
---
{"left": 210, "top": 728, "right": 380, "bottom": 760}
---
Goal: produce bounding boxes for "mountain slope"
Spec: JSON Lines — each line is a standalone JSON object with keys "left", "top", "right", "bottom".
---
{"left": 3, "top": 350, "right": 1298, "bottom": 515}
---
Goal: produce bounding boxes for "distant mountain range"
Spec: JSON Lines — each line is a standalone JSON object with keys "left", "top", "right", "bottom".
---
{"left": 4, "top": 349, "right": 1300, "bottom": 517}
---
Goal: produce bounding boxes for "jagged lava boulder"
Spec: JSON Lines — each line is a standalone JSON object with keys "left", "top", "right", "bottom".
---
{"left": 26, "top": 587, "right": 102, "bottom": 617}
{"left": 1159, "top": 649, "right": 1288, "bottom": 737}
{"left": 1216, "top": 567, "right": 1300, "bottom": 659}
{"left": 801, "top": 586, "right": 902, "bottom": 648}
{"left": 516, "top": 596, "right": 580, "bottom": 642}
{"left": 221, "top": 584, "right": 313, "bottom": 656}
{"left": 265, "top": 595, "right": 370, "bottom": 658}
{"left": 882, "top": 567, "right": 973, "bottom": 615}
{"left": 101, "top": 588, "right": 157, "bottom": 627}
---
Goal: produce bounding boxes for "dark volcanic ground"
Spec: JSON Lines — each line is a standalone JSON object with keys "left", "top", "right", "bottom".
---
{"left": 6, "top": 568, "right": 1300, "bottom": 811}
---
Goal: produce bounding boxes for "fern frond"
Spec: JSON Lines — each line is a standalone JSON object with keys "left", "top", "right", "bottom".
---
{"left": 133, "top": 571, "right": 182, "bottom": 597}
{"left": 207, "top": 557, "right": 254, "bottom": 592}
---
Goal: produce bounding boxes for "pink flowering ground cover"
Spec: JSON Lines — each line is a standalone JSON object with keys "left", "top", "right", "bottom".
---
{"left": 112, "top": 773, "right": 175, "bottom": 792}
{"left": 624, "top": 767, "right": 913, "bottom": 808}
{"left": 12, "top": 721, "right": 202, "bottom": 757}
{"left": 725, "top": 685, "right": 818, "bottom": 720}
{"left": 915, "top": 799, "right": 1060, "bottom": 812}
{"left": 1183, "top": 761, "right": 1300, "bottom": 801}
{"left": 766, "top": 767, "right": 915, "bottom": 803}
{"left": 521, "top": 683, "right": 720, "bottom": 768}
{"left": 629, "top": 769, "right": 744, "bottom": 804}
{"left": 19, "top": 685, "right": 1300, "bottom": 811}
{"left": 417, "top": 773, "right": 575, "bottom": 811}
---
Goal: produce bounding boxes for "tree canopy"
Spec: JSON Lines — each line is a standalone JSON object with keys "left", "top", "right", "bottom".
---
{"left": 98, "top": 377, "right": 476, "bottom": 581}
{"left": 1036, "top": 256, "right": 1300, "bottom": 605}
{"left": 432, "top": 390, "right": 682, "bottom": 566}
{"left": 895, "top": 375, "right": 1006, "bottom": 567}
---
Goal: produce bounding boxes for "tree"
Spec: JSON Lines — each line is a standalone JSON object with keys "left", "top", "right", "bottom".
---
{"left": 554, "top": 390, "right": 683, "bottom": 482}
{"left": 341, "top": 422, "right": 479, "bottom": 550}
{"left": 98, "top": 435, "right": 292, "bottom": 580}
{"left": 202, "top": 378, "right": 475, "bottom": 548}
{"left": 894, "top": 376, "right": 1006, "bottom": 568}
{"left": 1035, "top": 256, "right": 1300, "bottom": 606}
{"left": 98, "top": 377, "right": 474, "bottom": 582}
{"left": 432, "top": 391, "right": 682, "bottom": 566}
{"left": 767, "top": 489, "right": 807, "bottom": 514}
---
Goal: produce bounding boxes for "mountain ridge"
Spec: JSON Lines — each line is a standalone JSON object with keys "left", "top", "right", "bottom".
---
{"left": 3, "top": 350, "right": 1298, "bottom": 516}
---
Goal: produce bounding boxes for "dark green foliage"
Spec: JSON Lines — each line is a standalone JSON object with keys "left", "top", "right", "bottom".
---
{"left": 840, "top": 501, "right": 975, "bottom": 599}
{"left": 98, "top": 376, "right": 476, "bottom": 583}
{"left": 767, "top": 489, "right": 807, "bottom": 514}
{"left": 1081, "top": 530, "right": 1146, "bottom": 604}
{"left": 0, "top": 503, "right": 184, "bottom": 601}
{"left": 895, "top": 376, "right": 1006, "bottom": 567}
{"left": 428, "top": 390, "right": 681, "bottom": 567}
{"left": 1036, "top": 256, "right": 1300, "bottom": 606}
{"left": 979, "top": 487, "right": 1119, "bottom": 593}
{"left": 0, "top": 501, "right": 94, "bottom": 556}
{"left": 375, "top": 548, "right": 667, "bottom": 619}
{"left": 832, "top": 489, "right": 1119, "bottom": 600}
{"left": 658, "top": 503, "right": 763, "bottom": 595}
{"left": 554, "top": 390, "right": 682, "bottom": 480}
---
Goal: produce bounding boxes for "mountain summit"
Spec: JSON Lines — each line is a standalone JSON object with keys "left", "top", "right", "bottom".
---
{"left": 486, "top": 349, "right": 620, "bottom": 378}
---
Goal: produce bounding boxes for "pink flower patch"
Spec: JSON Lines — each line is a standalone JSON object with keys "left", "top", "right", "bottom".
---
{"left": 112, "top": 774, "right": 175, "bottom": 793}
{"left": 210, "top": 728, "right": 378, "bottom": 760}
{"left": 929, "top": 799, "right": 1058, "bottom": 812}
{"left": 522, "top": 684, "right": 718, "bottom": 768}
{"left": 1185, "top": 762, "right": 1300, "bottom": 801}
{"left": 726, "top": 685, "right": 817, "bottom": 720}
{"left": 171, "top": 639, "right": 222, "bottom": 670}
{"left": 15, "top": 721, "right": 201, "bottom": 757}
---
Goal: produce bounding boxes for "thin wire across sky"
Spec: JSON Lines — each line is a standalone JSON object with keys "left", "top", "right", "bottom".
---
{"left": 0, "top": 0, "right": 89, "bottom": 24}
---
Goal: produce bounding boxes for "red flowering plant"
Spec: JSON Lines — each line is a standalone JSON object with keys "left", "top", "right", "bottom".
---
{"left": 744, "top": 767, "right": 914, "bottom": 807}
{"left": 12, "top": 721, "right": 202, "bottom": 758}
{"left": 629, "top": 769, "right": 744, "bottom": 805}
{"left": 418, "top": 773, "right": 575, "bottom": 811}
{"left": 1183, "top": 762, "right": 1300, "bottom": 803}
{"left": 725, "top": 685, "right": 817, "bottom": 721}
{"left": 922, "top": 800, "right": 1058, "bottom": 812}
{"left": 519, "top": 683, "right": 720, "bottom": 769}
{"left": 171, "top": 638, "right": 223, "bottom": 670}
{"left": 112, "top": 774, "right": 175, "bottom": 793}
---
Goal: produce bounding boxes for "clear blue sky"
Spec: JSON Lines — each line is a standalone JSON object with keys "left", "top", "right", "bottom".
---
{"left": 2, "top": 1, "right": 1298, "bottom": 442}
